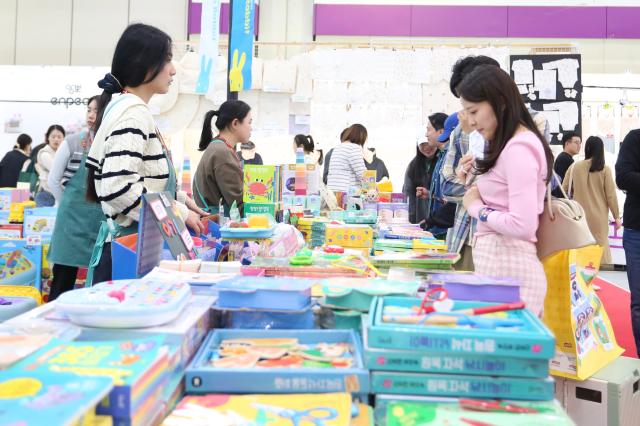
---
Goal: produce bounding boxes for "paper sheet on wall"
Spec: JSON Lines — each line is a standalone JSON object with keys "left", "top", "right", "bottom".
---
{"left": 544, "top": 102, "right": 579, "bottom": 131}
{"left": 534, "top": 69, "right": 557, "bottom": 100}
{"left": 543, "top": 109, "right": 561, "bottom": 134}
{"left": 517, "top": 84, "right": 529, "bottom": 95}
{"left": 262, "top": 60, "right": 297, "bottom": 93}
{"left": 512, "top": 59, "right": 534, "bottom": 85}
{"left": 543, "top": 59, "right": 580, "bottom": 90}
{"left": 257, "top": 92, "right": 290, "bottom": 131}
{"left": 292, "top": 54, "right": 312, "bottom": 102}
{"left": 251, "top": 57, "right": 263, "bottom": 90}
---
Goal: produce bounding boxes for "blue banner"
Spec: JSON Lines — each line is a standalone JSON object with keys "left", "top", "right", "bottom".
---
{"left": 229, "top": 0, "right": 255, "bottom": 92}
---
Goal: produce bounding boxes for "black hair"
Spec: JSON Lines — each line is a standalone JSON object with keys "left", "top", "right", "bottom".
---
{"left": 450, "top": 55, "right": 500, "bottom": 98}
{"left": 93, "top": 24, "right": 173, "bottom": 133}
{"left": 294, "top": 134, "right": 315, "bottom": 154}
{"left": 562, "top": 131, "right": 580, "bottom": 148}
{"left": 199, "top": 100, "right": 251, "bottom": 151}
{"left": 458, "top": 65, "right": 554, "bottom": 182}
{"left": 584, "top": 136, "right": 605, "bottom": 172}
{"left": 45, "top": 125, "right": 65, "bottom": 143}
{"left": 428, "top": 113, "right": 448, "bottom": 131}
{"left": 16, "top": 134, "right": 32, "bottom": 150}
{"left": 408, "top": 145, "right": 437, "bottom": 192}
{"left": 316, "top": 149, "right": 324, "bottom": 166}
{"left": 88, "top": 23, "right": 172, "bottom": 203}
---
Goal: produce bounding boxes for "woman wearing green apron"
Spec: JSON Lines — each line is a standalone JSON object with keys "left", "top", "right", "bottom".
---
{"left": 47, "top": 97, "right": 103, "bottom": 300}
{"left": 85, "top": 24, "right": 205, "bottom": 285}
{"left": 192, "top": 100, "right": 253, "bottom": 216}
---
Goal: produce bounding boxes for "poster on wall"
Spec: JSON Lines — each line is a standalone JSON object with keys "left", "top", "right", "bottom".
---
{"left": 229, "top": 0, "right": 255, "bottom": 92}
{"left": 510, "top": 54, "right": 582, "bottom": 145}
{"left": 0, "top": 65, "right": 108, "bottom": 159}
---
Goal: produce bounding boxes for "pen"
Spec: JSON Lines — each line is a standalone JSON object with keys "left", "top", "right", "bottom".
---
{"left": 453, "top": 301, "right": 525, "bottom": 316}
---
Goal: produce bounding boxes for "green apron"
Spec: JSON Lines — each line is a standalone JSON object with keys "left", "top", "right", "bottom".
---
{"left": 48, "top": 152, "right": 104, "bottom": 268}
{"left": 194, "top": 139, "right": 240, "bottom": 216}
{"left": 86, "top": 149, "right": 178, "bottom": 286}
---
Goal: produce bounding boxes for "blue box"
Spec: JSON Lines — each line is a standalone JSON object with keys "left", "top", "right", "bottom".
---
{"left": 0, "top": 238, "right": 42, "bottom": 289}
{"left": 185, "top": 329, "right": 370, "bottom": 394}
{"left": 371, "top": 371, "right": 554, "bottom": 400}
{"left": 0, "top": 210, "right": 9, "bottom": 224}
{"left": 362, "top": 319, "right": 548, "bottom": 378}
{"left": 22, "top": 207, "right": 57, "bottom": 241}
{"left": 216, "top": 277, "right": 312, "bottom": 310}
{"left": 368, "top": 296, "right": 555, "bottom": 359}
{"left": 214, "top": 302, "right": 315, "bottom": 329}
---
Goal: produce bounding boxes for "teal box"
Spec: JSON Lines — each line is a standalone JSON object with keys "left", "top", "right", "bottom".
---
{"left": 306, "top": 195, "right": 321, "bottom": 212}
{"left": 371, "top": 371, "right": 554, "bottom": 400}
{"left": 185, "top": 329, "right": 370, "bottom": 395}
{"left": 367, "top": 296, "right": 555, "bottom": 359}
{"left": 322, "top": 278, "right": 420, "bottom": 312}
{"left": 362, "top": 320, "right": 548, "bottom": 378}
{"left": 0, "top": 238, "right": 42, "bottom": 289}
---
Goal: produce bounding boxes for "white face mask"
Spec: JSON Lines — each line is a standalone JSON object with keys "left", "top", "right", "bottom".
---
{"left": 468, "top": 130, "right": 486, "bottom": 160}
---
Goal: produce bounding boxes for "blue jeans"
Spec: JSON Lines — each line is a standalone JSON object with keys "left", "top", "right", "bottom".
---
{"left": 623, "top": 228, "right": 640, "bottom": 357}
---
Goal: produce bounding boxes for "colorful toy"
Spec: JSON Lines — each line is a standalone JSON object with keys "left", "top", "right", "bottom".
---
{"left": 186, "top": 329, "right": 370, "bottom": 394}
{"left": 23, "top": 207, "right": 57, "bottom": 241}
{"left": 55, "top": 278, "right": 191, "bottom": 328}
{"left": 0, "top": 240, "right": 42, "bottom": 288}
{"left": 8, "top": 200, "right": 35, "bottom": 223}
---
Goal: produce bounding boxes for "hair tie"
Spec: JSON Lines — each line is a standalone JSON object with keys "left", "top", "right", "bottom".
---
{"left": 98, "top": 72, "right": 123, "bottom": 94}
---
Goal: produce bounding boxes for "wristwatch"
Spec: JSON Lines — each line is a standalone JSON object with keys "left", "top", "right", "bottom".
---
{"left": 478, "top": 207, "right": 495, "bottom": 222}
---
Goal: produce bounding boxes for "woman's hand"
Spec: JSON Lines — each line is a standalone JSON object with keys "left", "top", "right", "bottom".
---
{"left": 185, "top": 196, "right": 208, "bottom": 217}
{"left": 185, "top": 210, "right": 206, "bottom": 236}
{"left": 456, "top": 153, "right": 474, "bottom": 182}
{"left": 463, "top": 185, "right": 482, "bottom": 211}
{"left": 416, "top": 187, "right": 429, "bottom": 199}
{"left": 614, "top": 218, "right": 622, "bottom": 232}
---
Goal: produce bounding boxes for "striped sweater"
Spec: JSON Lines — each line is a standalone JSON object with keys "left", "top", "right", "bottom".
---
{"left": 86, "top": 93, "right": 188, "bottom": 227}
{"left": 326, "top": 142, "right": 366, "bottom": 192}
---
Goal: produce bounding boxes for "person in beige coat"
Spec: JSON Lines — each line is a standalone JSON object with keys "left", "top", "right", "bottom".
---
{"left": 563, "top": 136, "right": 621, "bottom": 264}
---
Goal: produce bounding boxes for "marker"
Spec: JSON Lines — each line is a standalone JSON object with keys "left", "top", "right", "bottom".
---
{"left": 453, "top": 301, "right": 525, "bottom": 316}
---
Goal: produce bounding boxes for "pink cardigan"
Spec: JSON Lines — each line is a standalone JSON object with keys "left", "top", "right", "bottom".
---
{"left": 467, "top": 131, "right": 547, "bottom": 243}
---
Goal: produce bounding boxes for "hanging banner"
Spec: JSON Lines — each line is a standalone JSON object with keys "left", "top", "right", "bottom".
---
{"left": 229, "top": 0, "right": 255, "bottom": 92}
{"left": 196, "top": 0, "right": 222, "bottom": 100}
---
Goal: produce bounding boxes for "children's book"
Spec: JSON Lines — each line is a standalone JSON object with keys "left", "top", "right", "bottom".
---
{"left": 244, "top": 165, "right": 276, "bottom": 203}
{"left": 0, "top": 238, "right": 43, "bottom": 288}
{"left": 0, "top": 369, "right": 113, "bottom": 426}
{"left": 15, "top": 336, "right": 169, "bottom": 418}
{"left": 162, "top": 393, "right": 353, "bottom": 426}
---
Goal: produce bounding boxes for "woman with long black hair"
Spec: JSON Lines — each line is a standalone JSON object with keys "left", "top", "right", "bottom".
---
{"left": 563, "top": 136, "right": 620, "bottom": 265}
{"left": 86, "top": 23, "right": 205, "bottom": 284}
{"left": 459, "top": 65, "right": 554, "bottom": 316}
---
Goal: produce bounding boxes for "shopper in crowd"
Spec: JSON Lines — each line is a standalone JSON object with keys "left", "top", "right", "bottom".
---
{"left": 193, "top": 100, "right": 252, "bottom": 216}
{"left": 326, "top": 124, "right": 367, "bottom": 193}
{"left": 363, "top": 143, "right": 389, "bottom": 182}
{"left": 294, "top": 134, "right": 322, "bottom": 165}
{"left": 46, "top": 96, "right": 103, "bottom": 300}
{"left": 322, "top": 127, "right": 349, "bottom": 184}
{"left": 0, "top": 134, "right": 32, "bottom": 188}
{"left": 237, "top": 141, "right": 263, "bottom": 165}
{"left": 553, "top": 131, "right": 582, "bottom": 197}
{"left": 403, "top": 122, "right": 441, "bottom": 226}
{"left": 425, "top": 112, "right": 456, "bottom": 239}
{"left": 562, "top": 136, "right": 620, "bottom": 265}
{"left": 86, "top": 23, "right": 205, "bottom": 285}
{"left": 616, "top": 128, "right": 640, "bottom": 357}
{"left": 35, "top": 124, "right": 65, "bottom": 206}
{"left": 444, "top": 55, "right": 551, "bottom": 271}
{"left": 460, "top": 64, "right": 554, "bottom": 316}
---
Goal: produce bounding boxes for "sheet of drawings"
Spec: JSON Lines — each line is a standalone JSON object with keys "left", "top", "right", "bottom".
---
{"left": 510, "top": 54, "right": 581, "bottom": 144}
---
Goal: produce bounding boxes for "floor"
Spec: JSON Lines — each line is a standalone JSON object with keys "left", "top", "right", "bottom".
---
{"left": 599, "top": 270, "right": 629, "bottom": 291}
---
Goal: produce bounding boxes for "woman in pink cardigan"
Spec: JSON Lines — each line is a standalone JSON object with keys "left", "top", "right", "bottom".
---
{"left": 458, "top": 65, "right": 554, "bottom": 316}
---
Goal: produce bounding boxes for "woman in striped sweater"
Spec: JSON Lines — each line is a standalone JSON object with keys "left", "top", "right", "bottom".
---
{"left": 326, "top": 124, "right": 368, "bottom": 193}
{"left": 86, "top": 23, "right": 205, "bottom": 284}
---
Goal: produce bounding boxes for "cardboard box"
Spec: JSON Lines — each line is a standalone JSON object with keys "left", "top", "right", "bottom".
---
{"left": 0, "top": 238, "right": 42, "bottom": 288}
{"left": 23, "top": 207, "right": 57, "bottom": 241}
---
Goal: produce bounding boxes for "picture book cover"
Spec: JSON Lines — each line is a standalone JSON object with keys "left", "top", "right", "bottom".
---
{"left": 15, "top": 336, "right": 168, "bottom": 417}
{"left": 244, "top": 165, "right": 276, "bottom": 203}
{"left": 0, "top": 369, "right": 113, "bottom": 426}
{"left": 280, "top": 164, "right": 296, "bottom": 197}
{"left": 162, "top": 393, "right": 353, "bottom": 426}
{"left": 0, "top": 238, "right": 43, "bottom": 288}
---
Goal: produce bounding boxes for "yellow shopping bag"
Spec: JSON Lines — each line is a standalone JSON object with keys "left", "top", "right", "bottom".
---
{"left": 542, "top": 245, "right": 623, "bottom": 380}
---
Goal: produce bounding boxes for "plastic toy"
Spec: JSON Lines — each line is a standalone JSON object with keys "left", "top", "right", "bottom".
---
{"left": 8, "top": 200, "right": 35, "bottom": 223}
{"left": 56, "top": 279, "right": 191, "bottom": 328}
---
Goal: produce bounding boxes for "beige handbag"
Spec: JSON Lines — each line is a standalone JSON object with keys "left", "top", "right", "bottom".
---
{"left": 536, "top": 174, "right": 596, "bottom": 259}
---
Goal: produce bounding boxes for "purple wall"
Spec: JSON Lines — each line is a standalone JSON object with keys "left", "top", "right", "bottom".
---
{"left": 188, "top": 1, "right": 258, "bottom": 35}
{"left": 313, "top": 5, "right": 640, "bottom": 39}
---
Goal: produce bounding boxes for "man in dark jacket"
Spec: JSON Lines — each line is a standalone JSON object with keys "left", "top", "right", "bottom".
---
{"left": 616, "top": 129, "right": 640, "bottom": 357}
